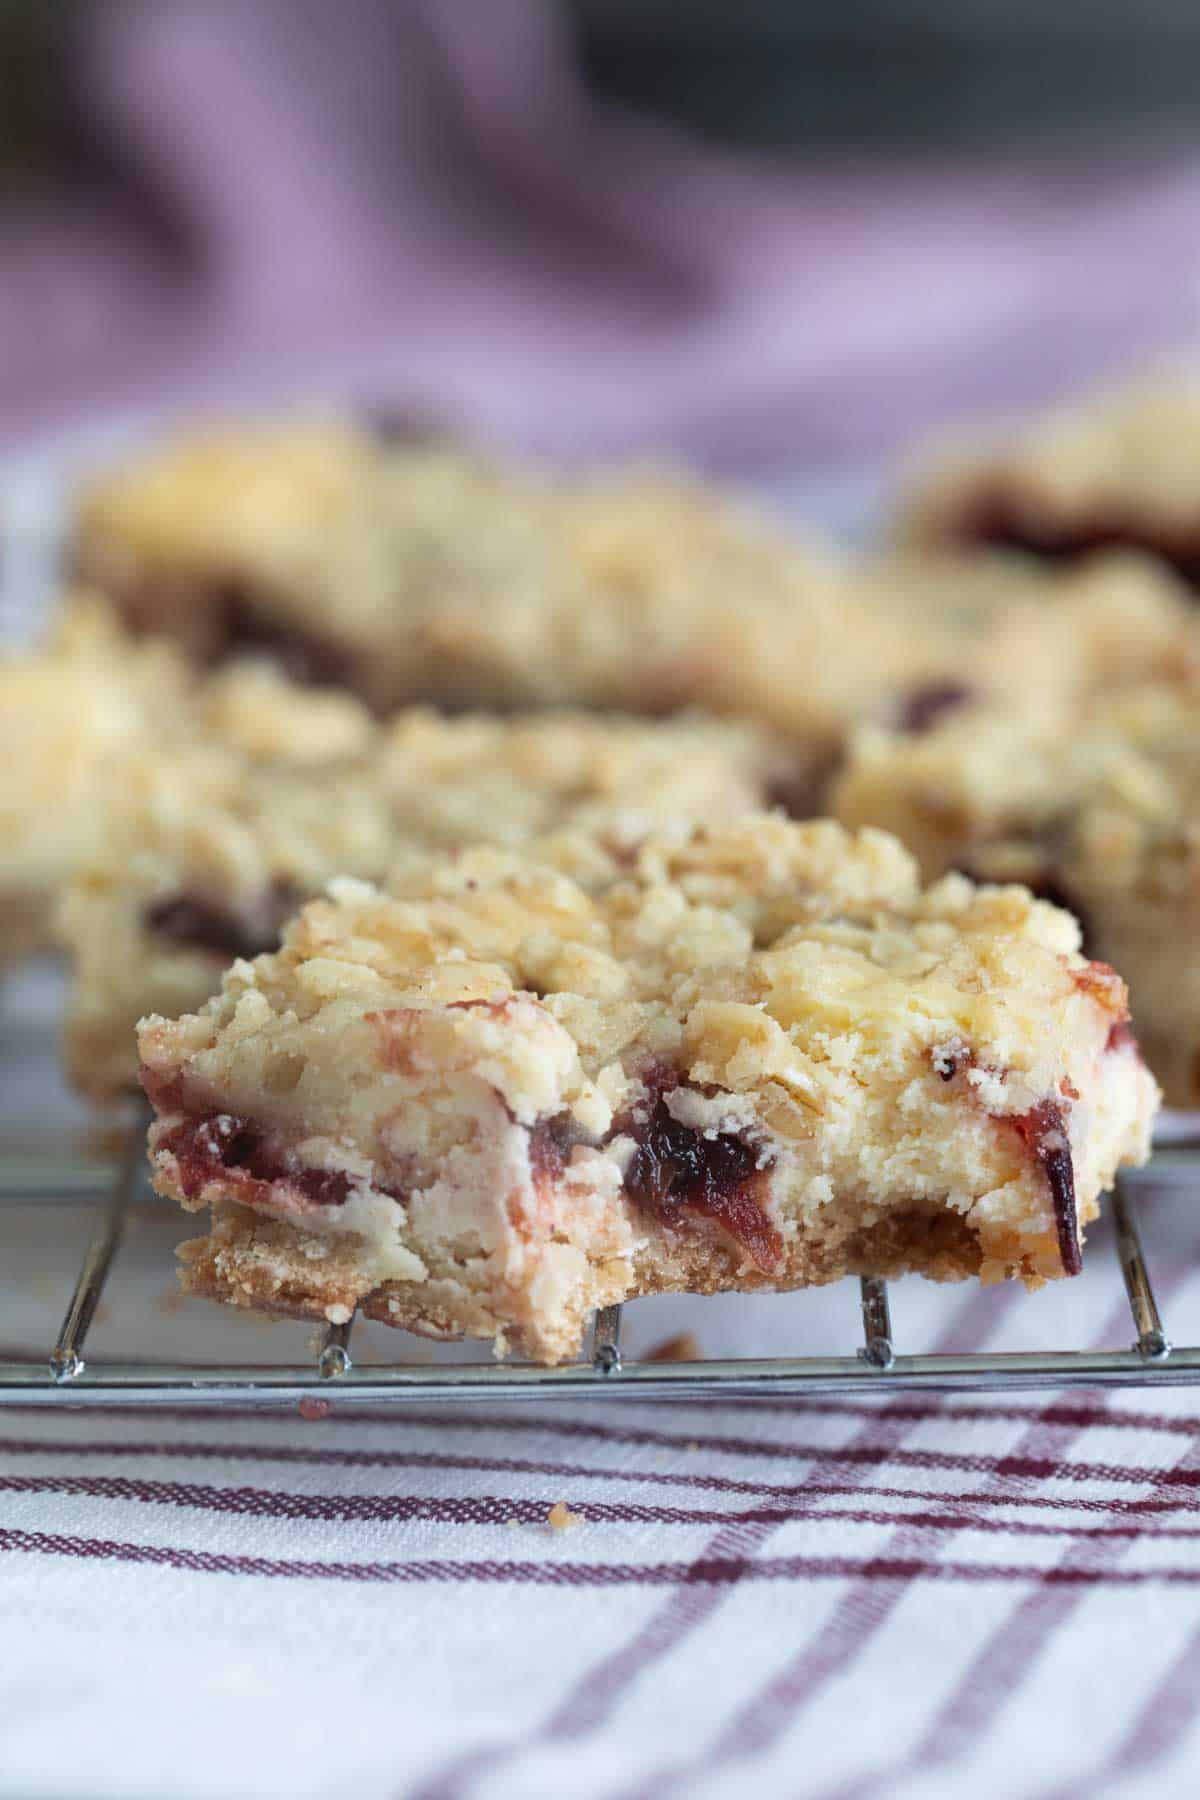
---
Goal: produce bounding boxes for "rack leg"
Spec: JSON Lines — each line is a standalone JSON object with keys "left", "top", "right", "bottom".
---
{"left": 49, "top": 1127, "right": 140, "bottom": 1383}
{"left": 318, "top": 1315, "right": 355, "bottom": 1379}
{"left": 1113, "top": 1173, "right": 1171, "bottom": 1361}
{"left": 859, "top": 1275, "right": 895, "bottom": 1370}
{"left": 591, "top": 1304, "right": 623, "bottom": 1375}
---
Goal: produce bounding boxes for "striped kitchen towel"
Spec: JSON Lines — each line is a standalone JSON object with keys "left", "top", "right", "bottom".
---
{"left": 3, "top": 1199, "right": 1200, "bottom": 1800}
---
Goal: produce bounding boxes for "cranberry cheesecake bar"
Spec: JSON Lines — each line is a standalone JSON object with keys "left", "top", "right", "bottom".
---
{"left": 897, "top": 371, "right": 1200, "bottom": 590}
{"left": 832, "top": 683, "right": 1200, "bottom": 1107}
{"left": 61, "top": 711, "right": 795, "bottom": 1096}
{"left": 74, "top": 421, "right": 851, "bottom": 742}
{"left": 0, "top": 592, "right": 377, "bottom": 968}
{"left": 850, "top": 547, "right": 1200, "bottom": 735}
{"left": 73, "top": 420, "right": 564, "bottom": 704}
{"left": 139, "top": 817, "right": 1158, "bottom": 1362}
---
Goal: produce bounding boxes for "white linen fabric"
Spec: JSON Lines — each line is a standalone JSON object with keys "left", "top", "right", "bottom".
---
{"left": 1, "top": 1148, "right": 1198, "bottom": 1800}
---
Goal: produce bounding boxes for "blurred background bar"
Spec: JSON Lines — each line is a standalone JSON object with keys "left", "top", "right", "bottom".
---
{"left": 0, "top": 0, "right": 1197, "bottom": 471}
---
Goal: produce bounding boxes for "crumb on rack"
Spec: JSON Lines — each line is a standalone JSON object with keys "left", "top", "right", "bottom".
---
{"left": 547, "top": 1500, "right": 585, "bottom": 1531}
{"left": 297, "top": 1396, "right": 332, "bottom": 1421}
{"left": 645, "top": 1331, "right": 701, "bottom": 1363}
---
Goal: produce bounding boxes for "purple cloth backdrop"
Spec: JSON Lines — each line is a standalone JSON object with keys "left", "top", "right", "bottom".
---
{"left": 1, "top": 0, "right": 1198, "bottom": 467}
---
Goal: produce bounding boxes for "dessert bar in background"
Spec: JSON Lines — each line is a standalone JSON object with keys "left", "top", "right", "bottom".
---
{"left": 1, "top": 595, "right": 376, "bottom": 965}
{"left": 898, "top": 371, "right": 1200, "bottom": 590}
{"left": 0, "top": 600, "right": 193, "bottom": 962}
{"left": 851, "top": 547, "right": 1200, "bottom": 731}
{"left": 72, "top": 420, "right": 859, "bottom": 744}
{"left": 61, "top": 708, "right": 796, "bottom": 1096}
{"left": 833, "top": 680, "right": 1200, "bottom": 1108}
{"left": 139, "top": 817, "right": 1157, "bottom": 1362}
{"left": 72, "top": 412, "right": 1200, "bottom": 748}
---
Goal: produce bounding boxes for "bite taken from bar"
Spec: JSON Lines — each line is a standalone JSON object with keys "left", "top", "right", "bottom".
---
{"left": 138, "top": 818, "right": 1159, "bottom": 1364}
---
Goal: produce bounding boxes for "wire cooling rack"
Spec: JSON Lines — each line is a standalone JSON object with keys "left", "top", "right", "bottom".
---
{"left": 1, "top": 1125, "right": 1198, "bottom": 1407}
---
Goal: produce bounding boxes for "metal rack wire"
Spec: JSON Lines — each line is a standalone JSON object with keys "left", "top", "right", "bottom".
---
{"left": 1, "top": 1133, "right": 1198, "bottom": 1407}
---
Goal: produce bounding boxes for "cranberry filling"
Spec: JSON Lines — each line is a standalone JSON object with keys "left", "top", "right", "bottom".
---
{"left": 217, "top": 589, "right": 358, "bottom": 690}
{"left": 898, "top": 681, "right": 975, "bottom": 735}
{"left": 158, "top": 1111, "right": 354, "bottom": 1209}
{"left": 139, "top": 1066, "right": 185, "bottom": 1115}
{"left": 1106, "top": 1018, "right": 1138, "bottom": 1055}
{"left": 938, "top": 1039, "right": 1087, "bottom": 1276}
{"left": 528, "top": 1111, "right": 580, "bottom": 1184}
{"left": 619, "top": 1070, "right": 781, "bottom": 1272}
{"left": 113, "top": 576, "right": 355, "bottom": 690}
{"left": 764, "top": 747, "right": 842, "bottom": 822}
{"left": 946, "top": 495, "right": 1200, "bottom": 594}
{"left": 144, "top": 882, "right": 300, "bottom": 961}
{"left": 1012, "top": 1098, "right": 1080, "bottom": 1277}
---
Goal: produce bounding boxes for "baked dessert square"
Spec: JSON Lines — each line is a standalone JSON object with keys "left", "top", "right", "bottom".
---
{"left": 59, "top": 742, "right": 392, "bottom": 1094}
{"left": 61, "top": 711, "right": 796, "bottom": 1096}
{"left": 896, "top": 370, "right": 1200, "bottom": 590}
{"left": 0, "top": 592, "right": 379, "bottom": 971}
{"left": 73, "top": 420, "right": 577, "bottom": 709}
{"left": 71, "top": 408, "right": 1200, "bottom": 759}
{"left": 831, "top": 683, "right": 1200, "bottom": 1108}
{"left": 0, "top": 598, "right": 191, "bottom": 961}
{"left": 849, "top": 547, "right": 1200, "bottom": 735}
{"left": 72, "top": 421, "right": 852, "bottom": 743}
{"left": 139, "top": 817, "right": 1158, "bottom": 1363}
